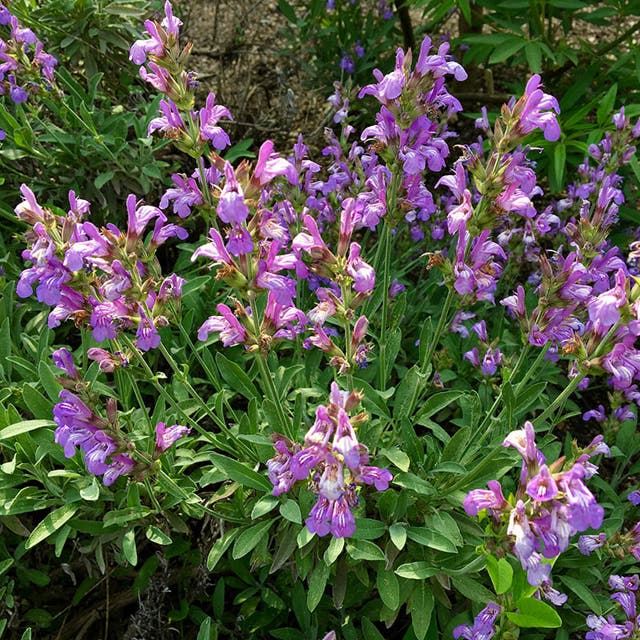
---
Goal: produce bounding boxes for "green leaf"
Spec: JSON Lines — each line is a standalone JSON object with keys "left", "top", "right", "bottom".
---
{"left": 323, "top": 536, "right": 344, "bottom": 566}
{"left": 507, "top": 597, "right": 562, "bottom": 628}
{"left": 406, "top": 526, "right": 457, "bottom": 553}
{"left": 417, "top": 390, "right": 464, "bottom": 421}
{"left": 206, "top": 529, "right": 239, "bottom": 571}
{"left": 551, "top": 143, "right": 566, "bottom": 193}
{"left": 215, "top": 352, "right": 259, "bottom": 400}
{"left": 558, "top": 575, "right": 601, "bottom": 614}
{"left": 351, "top": 518, "right": 386, "bottom": 540}
{"left": 346, "top": 539, "right": 385, "bottom": 561}
{"left": 395, "top": 562, "right": 438, "bottom": 580}
{"left": 393, "top": 472, "right": 434, "bottom": 496}
{"left": 376, "top": 568, "right": 400, "bottom": 611}
{"left": 103, "top": 506, "right": 153, "bottom": 527}
{"left": 597, "top": 84, "right": 618, "bottom": 126}
{"left": 94, "top": 170, "right": 115, "bottom": 189}
{"left": 209, "top": 452, "right": 271, "bottom": 492}
{"left": 488, "top": 37, "right": 526, "bottom": 64}
{"left": 409, "top": 582, "right": 434, "bottom": 640}
{"left": 277, "top": 0, "right": 297, "bottom": 23}
{"left": 251, "top": 495, "right": 279, "bottom": 519}
{"left": 196, "top": 616, "right": 213, "bottom": 640}
{"left": 21, "top": 385, "right": 53, "bottom": 420}
{"left": 380, "top": 447, "right": 410, "bottom": 472}
{"left": 232, "top": 519, "right": 274, "bottom": 559}
{"left": 361, "top": 617, "right": 385, "bottom": 640}
{"left": 279, "top": 499, "right": 302, "bottom": 524}
{"left": 122, "top": 530, "right": 138, "bottom": 566}
{"left": 307, "top": 560, "right": 330, "bottom": 612}
{"left": 389, "top": 523, "right": 407, "bottom": 550}
{"left": 145, "top": 526, "right": 172, "bottom": 545}
{"left": 25, "top": 504, "right": 79, "bottom": 549}
{"left": 0, "top": 419, "right": 54, "bottom": 440}
{"left": 79, "top": 479, "right": 100, "bottom": 502}
{"left": 525, "top": 42, "right": 543, "bottom": 73}
{"left": 486, "top": 556, "right": 513, "bottom": 595}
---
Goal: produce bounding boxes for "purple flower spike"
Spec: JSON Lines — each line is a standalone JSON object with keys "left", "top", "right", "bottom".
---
{"left": 453, "top": 602, "right": 501, "bottom": 640}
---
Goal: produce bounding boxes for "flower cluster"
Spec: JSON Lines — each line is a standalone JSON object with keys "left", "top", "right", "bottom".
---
{"left": 267, "top": 382, "right": 392, "bottom": 538}
{"left": 16, "top": 185, "right": 186, "bottom": 354}
{"left": 51, "top": 347, "right": 189, "bottom": 485}
{"left": 435, "top": 75, "right": 559, "bottom": 303}
{"left": 586, "top": 575, "right": 640, "bottom": 639}
{"left": 464, "top": 421, "right": 607, "bottom": 604}
{"left": 0, "top": 3, "right": 57, "bottom": 106}
{"left": 453, "top": 602, "right": 501, "bottom": 640}
{"left": 462, "top": 320, "right": 503, "bottom": 376}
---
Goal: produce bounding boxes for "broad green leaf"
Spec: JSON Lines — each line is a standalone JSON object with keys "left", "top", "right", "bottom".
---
{"left": 206, "top": 529, "right": 239, "bottom": 571}
{"left": 346, "top": 539, "right": 385, "bottom": 561}
{"left": 323, "top": 536, "right": 344, "bottom": 566}
{"left": 103, "top": 507, "right": 153, "bottom": 527}
{"left": 25, "top": 504, "right": 78, "bottom": 549}
{"left": 376, "top": 568, "right": 400, "bottom": 611}
{"left": 279, "top": 499, "right": 302, "bottom": 524}
{"left": 0, "top": 419, "right": 54, "bottom": 440}
{"left": 489, "top": 37, "right": 526, "bottom": 64}
{"left": 389, "top": 523, "right": 407, "bottom": 551}
{"left": 525, "top": 42, "right": 543, "bottom": 73}
{"left": 393, "top": 472, "right": 434, "bottom": 496}
{"left": 209, "top": 452, "right": 271, "bottom": 492}
{"left": 196, "top": 616, "right": 213, "bottom": 640}
{"left": 380, "top": 447, "right": 410, "bottom": 472}
{"left": 486, "top": 556, "right": 513, "bottom": 595}
{"left": 145, "top": 525, "right": 172, "bottom": 545}
{"left": 251, "top": 495, "right": 279, "bottom": 519}
{"left": 350, "top": 518, "right": 386, "bottom": 540}
{"left": 232, "top": 519, "right": 274, "bottom": 559}
{"left": 409, "top": 582, "right": 434, "bottom": 640}
{"left": 79, "top": 479, "right": 100, "bottom": 502}
{"left": 507, "top": 597, "right": 562, "bottom": 628}
{"left": 307, "top": 560, "right": 330, "bottom": 612}
{"left": 406, "top": 526, "right": 457, "bottom": 553}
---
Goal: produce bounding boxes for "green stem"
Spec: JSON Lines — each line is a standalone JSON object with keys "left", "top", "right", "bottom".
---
{"left": 421, "top": 287, "right": 455, "bottom": 374}
{"left": 248, "top": 297, "right": 293, "bottom": 439}
{"left": 532, "top": 372, "right": 586, "bottom": 428}
{"left": 378, "top": 222, "right": 393, "bottom": 390}
{"left": 256, "top": 351, "right": 293, "bottom": 440}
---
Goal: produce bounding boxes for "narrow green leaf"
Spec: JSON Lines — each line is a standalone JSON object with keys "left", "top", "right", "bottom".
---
{"left": 558, "top": 575, "right": 601, "bottom": 614}
{"left": 0, "top": 419, "right": 54, "bottom": 440}
{"left": 488, "top": 37, "right": 526, "bottom": 64}
{"left": 206, "top": 529, "right": 239, "bottom": 571}
{"left": 597, "top": 84, "right": 618, "bottom": 126}
{"left": 215, "top": 352, "right": 259, "bottom": 400}
{"left": 417, "top": 390, "right": 464, "bottom": 421}
{"left": 395, "top": 562, "right": 439, "bottom": 580}
{"left": 323, "top": 536, "right": 344, "bottom": 566}
{"left": 145, "top": 525, "right": 172, "bottom": 545}
{"left": 122, "top": 529, "right": 138, "bottom": 566}
{"left": 25, "top": 504, "right": 78, "bottom": 549}
{"left": 251, "top": 495, "right": 279, "bottom": 519}
{"left": 361, "top": 617, "right": 385, "bottom": 640}
{"left": 232, "top": 519, "right": 274, "bottom": 559}
{"left": 209, "top": 452, "right": 271, "bottom": 492}
{"left": 376, "top": 567, "right": 400, "bottom": 611}
{"left": 307, "top": 560, "right": 330, "bottom": 612}
{"left": 409, "top": 582, "right": 434, "bottom": 640}
{"left": 406, "top": 526, "right": 457, "bottom": 553}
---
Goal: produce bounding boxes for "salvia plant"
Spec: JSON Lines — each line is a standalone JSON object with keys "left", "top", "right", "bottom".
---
{"left": 2, "top": 1, "right": 640, "bottom": 638}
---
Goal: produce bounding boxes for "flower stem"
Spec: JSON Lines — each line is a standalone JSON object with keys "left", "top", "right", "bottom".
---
{"left": 377, "top": 222, "right": 393, "bottom": 390}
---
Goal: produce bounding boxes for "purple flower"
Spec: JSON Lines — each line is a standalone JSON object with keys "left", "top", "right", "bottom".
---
{"left": 198, "top": 303, "right": 247, "bottom": 346}
{"left": 52, "top": 347, "right": 79, "bottom": 379}
{"left": 463, "top": 480, "right": 507, "bottom": 516}
{"left": 155, "top": 422, "right": 190, "bottom": 452}
{"left": 135, "top": 305, "right": 161, "bottom": 351}
{"left": 628, "top": 490, "right": 640, "bottom": 506}
{"left": 578, "top": 533, "right": 607, "bottom": 555}
{"left": 199, "top": 92, "right": 232, "bottom": 149}
{"left": 514, "top": 74, "right": 561, "bottom": 142}
{"left": 453, "top": 602, "right": 501, "bottom": 640}
{"left": 526, "top": 465, "right": 559, "bottom": 502}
